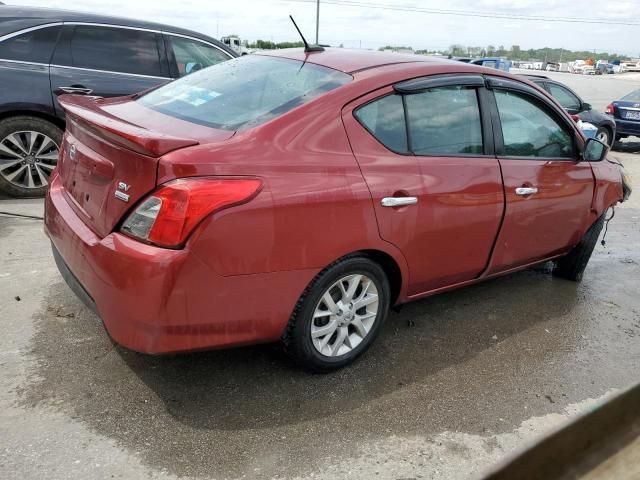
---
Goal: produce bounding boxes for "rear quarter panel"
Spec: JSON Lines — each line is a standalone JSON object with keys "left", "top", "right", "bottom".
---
{"left": 158, "top": 94, "right": 410, "bottom": 294}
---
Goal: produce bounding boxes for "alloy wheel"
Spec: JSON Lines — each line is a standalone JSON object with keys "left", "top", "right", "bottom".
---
{"left": 0, "top": 131, "right": 59, "bottom": 190}
{"left": 311, "top": 274, "right": 379, "bottom": 357}
{"left": 596, "top": 130, "right": 610, "bottom": 145}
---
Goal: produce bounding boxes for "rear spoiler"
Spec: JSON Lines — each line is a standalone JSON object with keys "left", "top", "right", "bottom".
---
{"left": 58, "top": 94, "right": 199, "bottom": 157}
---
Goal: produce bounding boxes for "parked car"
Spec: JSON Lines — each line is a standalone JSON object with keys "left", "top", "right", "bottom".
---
{"left": 582, "top": 65, "right": 596, "bottom": 75}
{"left": 0, "top": 6, "right": 236, "bottom": 197}
{"left": 595, "top": 63, "right": 614, "bottom": 75}
{"left": 545, "top": 63, "right": 559, "bottom": 72}
{"left": 521, "top": 74, "right": 616, "bottom": 145}
{"left": 605, "top": 89, "right": 640, "bottom": 141}
{"left": 469, "top": 57, "right": 511, "bottom": 72}
{"left": 623, "top": 61, "right": 640, "bottom": 72}
{"left": 45, "top": 50, "right": 628, "bottom": 371}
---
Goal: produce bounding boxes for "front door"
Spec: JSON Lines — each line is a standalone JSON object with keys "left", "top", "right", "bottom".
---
{"left": 486, "top": 81, "right": 594, "bottom": 274}
{"left": 342, "top": 78, "right": 504, "bottom": 296}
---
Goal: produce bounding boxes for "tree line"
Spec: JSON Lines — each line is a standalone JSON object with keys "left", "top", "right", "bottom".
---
{"left": 246, "top": 40, "right": 305, "bottom": 49}
{"left": 386, "top": 44, "right": 630, "bottom": 62}
{"left": 246, "top": 40, "right": 630, "bottom": 62}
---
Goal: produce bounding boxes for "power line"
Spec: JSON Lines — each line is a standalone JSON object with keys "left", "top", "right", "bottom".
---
{"left": 286, "top": 0, "right": 640, "bottom": 26}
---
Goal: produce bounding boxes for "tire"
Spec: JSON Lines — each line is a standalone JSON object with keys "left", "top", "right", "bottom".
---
{"left": 553, "top": 215, "right": 605, "bottom": 282}
{"left": 595, "top": 127, "right": 612, "bottom": 147}
{"left": 0, "top": 116, "right": 63, "bottom": 197}
{"left": 282, "top": 255, "right": 391, "bottom": 372}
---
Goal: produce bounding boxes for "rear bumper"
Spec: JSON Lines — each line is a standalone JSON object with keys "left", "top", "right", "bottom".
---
{"left": 615, "top": 118, "right": 640, "bottom": 137}
{"left": 44, "top": 174, "right": 315, "bottom": 354}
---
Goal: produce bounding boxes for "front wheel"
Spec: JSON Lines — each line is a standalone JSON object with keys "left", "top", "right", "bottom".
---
{"left": 553, "top": 215, "right": 605, "bottom": 282}
{"left": 282, "top": 256, "right": 390, "bottom": 372}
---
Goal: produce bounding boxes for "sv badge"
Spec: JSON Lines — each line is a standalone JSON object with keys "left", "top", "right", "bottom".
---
{"left": 115, "top": 181, "right": 131, "bottom": 202}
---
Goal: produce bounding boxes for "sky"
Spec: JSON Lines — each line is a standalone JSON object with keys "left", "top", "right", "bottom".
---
{"left": 6, "top": 0, "right": 640, "bottom": 56}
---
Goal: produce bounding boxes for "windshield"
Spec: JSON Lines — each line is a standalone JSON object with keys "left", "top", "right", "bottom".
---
{"left": 622, "top": 89, "right": 640, "bottom": 102}
{"left": 138, "top": 55, "right": 352, "bottom": 130}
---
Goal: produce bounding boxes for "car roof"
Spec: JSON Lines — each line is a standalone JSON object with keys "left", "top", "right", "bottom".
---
{"left": 0, "top": 5, "right": 233, "bottom": 54}
{"left": 519, "top": 74, "right": 550, "bottom": 82}
{"left": 256, "top": 48, "right": 458, "bottom": 74}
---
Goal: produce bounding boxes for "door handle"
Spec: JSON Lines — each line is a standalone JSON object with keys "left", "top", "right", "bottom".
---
{"left": 381, "top": 197, "right": 418, "bottom": 207}
{"left": 58, "top": 86, "right": 94, "bottom": 95}
{"left": 515, "top": 187, "right": 538, "bottom": 196}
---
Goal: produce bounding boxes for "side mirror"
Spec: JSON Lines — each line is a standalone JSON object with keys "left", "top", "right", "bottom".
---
{"left": 582, "top": 102, "right": 592, "bottom": 111}
{"left": 583, "top": 138, "right": 607, "bottom": 162}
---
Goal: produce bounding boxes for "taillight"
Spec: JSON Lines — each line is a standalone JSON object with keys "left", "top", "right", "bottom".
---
{"left": 605, "top": 103, "right": 614, "bottom": 115}
{"left": 121, "top": 177, "right": 262, "bottom": 248}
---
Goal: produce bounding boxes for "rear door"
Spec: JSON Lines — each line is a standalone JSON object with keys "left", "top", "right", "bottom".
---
{"left": 50, "top": 24, "right": 171, "bottom": 116}
{"left": 343, "top": 75, "right": 504, "bottom": 296}
{"left": 485, "top": 77, "right": 594, "bottom": 274}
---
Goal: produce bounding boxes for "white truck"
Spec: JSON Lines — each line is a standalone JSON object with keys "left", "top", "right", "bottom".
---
{"left": 569, "top": 60, "right": 586, "bottom": 74}
{"left": 221, "top": 35, "right": 251, "bottom": 55}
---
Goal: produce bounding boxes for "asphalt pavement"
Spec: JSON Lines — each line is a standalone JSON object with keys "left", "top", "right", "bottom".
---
{"left": 1, "top": 72, "right": 639, "bottom": 480}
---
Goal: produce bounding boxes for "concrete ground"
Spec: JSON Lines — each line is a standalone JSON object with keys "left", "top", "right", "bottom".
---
{"left": 1, "top": 74, "right": 639, "bottom": 480}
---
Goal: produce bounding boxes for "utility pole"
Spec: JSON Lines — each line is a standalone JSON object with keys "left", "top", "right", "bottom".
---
{"left": 315, "top": 0, "right": 320, "bottom": 44}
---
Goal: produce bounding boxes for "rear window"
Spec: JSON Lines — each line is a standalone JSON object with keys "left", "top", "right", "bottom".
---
{"left": 622, "top": 89, "right": 640, "bottom": 102}
{"left": 138, "top": 55, "right": 351, "bottom": 130}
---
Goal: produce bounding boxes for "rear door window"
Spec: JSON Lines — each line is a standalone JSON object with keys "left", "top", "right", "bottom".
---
{"left": 70, "top": 26, "right": 163, "bottom": 77}
{"left": 354, "top": 94, "right": 408, "bottom": 153}
{"left": 167, "top": 36, "right": 230, "bottom": 77}
{"left": 0, "top": 26, "right": 61, "bottom": 64}
{"left": 405, "top": 86, "right": 483, "bottom": 155}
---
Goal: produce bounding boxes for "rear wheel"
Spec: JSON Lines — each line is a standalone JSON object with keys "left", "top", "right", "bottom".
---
{"left": 595, "top": 127, "right": 612, "bottom": 146}
{"left": 553, "top": 215, "right": 605, "bottom": 282}
{"left": 282, "top": 256, "right": 390, "bottom": 372}
{"left": 0, "top": 116, "right": 62, "bottom": 197}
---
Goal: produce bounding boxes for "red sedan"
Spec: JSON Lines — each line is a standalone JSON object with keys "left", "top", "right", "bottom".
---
{"left": 44, "top": 49, "right": 628, "bottom": 371}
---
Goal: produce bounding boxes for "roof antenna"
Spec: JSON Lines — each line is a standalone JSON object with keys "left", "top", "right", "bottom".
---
{"left": 289, "top": 15, "right": 324, "bottom": 53}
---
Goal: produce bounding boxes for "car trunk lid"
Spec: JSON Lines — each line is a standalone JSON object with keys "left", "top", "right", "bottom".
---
{"left": 56, "top": 94, "right": 233, "bottom": 238}
{"left": 615, "top": 101, "right": 640, "bottom": 122}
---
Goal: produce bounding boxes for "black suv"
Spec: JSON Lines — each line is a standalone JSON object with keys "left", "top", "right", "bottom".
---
{"left": 0, "top": 6, "right": 236, "bottom": 196}
{"left": 521, "top": 74, "right": 616, "bottom": 147}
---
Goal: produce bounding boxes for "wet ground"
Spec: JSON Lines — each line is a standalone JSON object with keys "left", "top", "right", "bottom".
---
{"left": 1, "top": 75, "right": 639, "bottom": 479}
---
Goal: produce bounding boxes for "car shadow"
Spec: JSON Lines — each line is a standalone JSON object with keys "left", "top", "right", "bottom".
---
{"left": 25, "top": 266, "right": 580, "bottom": 430}
{"left": 26, "top": 257, "right": 630, "bottom": 478}
{"left": 123, "top": 269, "right": 581, "bottom": 432}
